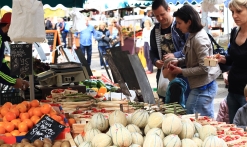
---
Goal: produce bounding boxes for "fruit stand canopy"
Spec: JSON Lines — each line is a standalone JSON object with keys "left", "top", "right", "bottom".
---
{"left": 0, "top": 0, "right": 85, "bottom": 8}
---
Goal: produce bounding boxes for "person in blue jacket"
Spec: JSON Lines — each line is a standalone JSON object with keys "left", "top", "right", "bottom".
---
{"left": 0, "top": 13, "right": 29, "bottom": 89}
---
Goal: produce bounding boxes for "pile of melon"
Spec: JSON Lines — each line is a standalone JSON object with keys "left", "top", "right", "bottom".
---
{"left": 73, "top": 110, "right": 228, "bottom": 147}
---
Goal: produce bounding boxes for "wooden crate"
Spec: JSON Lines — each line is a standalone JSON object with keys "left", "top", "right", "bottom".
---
{"left": 72, "top": 124, "right": 86, "bottom": 134}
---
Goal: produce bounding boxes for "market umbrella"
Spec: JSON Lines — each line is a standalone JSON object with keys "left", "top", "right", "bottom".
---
{"left": 0, "top": 0, "right": 85, "bottom": 8}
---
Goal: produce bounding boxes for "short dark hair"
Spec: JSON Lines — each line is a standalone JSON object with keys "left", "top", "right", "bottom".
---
{"left": 173, "top": 4, "right": 203, "bottom": 33}
{"left": 144, "top": 12, "right": 147, "bottom": 15}
{"left": 0, "top": 23, "right": 8, "bottom": 28}
{"left": 152, "top": 0, "right": 169, "bottom": 11}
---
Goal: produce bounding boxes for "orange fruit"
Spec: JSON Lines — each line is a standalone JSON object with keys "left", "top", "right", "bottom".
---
{"left": 5, "top": 112, "right": 17, "bottom": 122}
{"left": 23, "top": 119, "right": 33, "bottom": 129}
{"left": 20, "top": 113, "right": 29, "bottom": 121}
{"left": 30, "top": 100, "right": 40, "bottom": 107}
{"left": 28, "top": 107, "right": 34, "bottom": 116}
{"left": 4, "top": 122, "right": 15, "bottom": 132}
{"left": 40, "top": 104, "right": 51, "bottom": 114}
{"left": 2, "top": 116, "right": 8, "bottom": 122}
{"left": 2, "top": 102, "right": 12, "bottom": 109}
{"left": 10, "top": 104, "right": 17, "bottom": 109}
{"left": 16, "top": 104, "right": 27, "bottom": 113}
{"left": 1, "top": 108, "right": 9, "bottom": 116}
{"left": 56, "top": 115, "right": 62, "bottom": 122}
{"left": 0, "top": 122, "right": 5, "bottom": 128}
{"left": 59, "top": 121, "right": 65, "bottom": 125}
{"left": 0, "top": 126, "right": 5, "bottom": 134}
{"left": 18, "top": 122, "right": 28, "bottom": 132}
{"left": 19, "top": 132, "right": 27, "bottom": 136}
{"left": 68, "top": 118, "right": 76, "bottom": 127}
{"left": 21, "top": 101, "right": 30, "bottom": 110}
{"left": 10, "top": 108, "right": 20, "bottom": 117}
{"left": 10, "top": 130, "right": 20, "bottom": 136}
{"left": 33, "top": 107, "right": 42, "bottom": 117}
{"left": 30, "top": 116, "right": 40, "bottom": 124}
{"left": 50, "top": 108, "right": 57, "bottom": 116}
{"left": 51, "top": 115, "right": 59, "bottom": 122}
{"left": 0, "top": 114, "right": 2, "bottom": 118}
{"left": 5, "top": 133, "right": 13, "bottom": 136}
{"left": 11, "top": 119, "right": 21, "bottom": 129}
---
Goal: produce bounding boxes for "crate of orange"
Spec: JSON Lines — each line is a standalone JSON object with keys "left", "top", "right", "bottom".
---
{"left": 0, "top": 100, "right": 70, "bottom": 144}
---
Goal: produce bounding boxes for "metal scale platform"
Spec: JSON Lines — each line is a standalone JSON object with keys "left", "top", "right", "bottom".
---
{"left": 36, "top": 62, "right": 89, "bottom": 87}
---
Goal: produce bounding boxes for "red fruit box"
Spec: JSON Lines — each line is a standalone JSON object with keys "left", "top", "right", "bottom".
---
{"left": 196, "top": 116, "right": 213, "bottom": 125}
{"left": 226, "top": 128, "right": 244, "bottom": 135}
{"left": 217, "top": 124, "right": 237, "bottom": 131}
{"left": 231, "top": 140, "right": 247, "bottom": 147}
{"left": 218, "top": 135, "right": 242, "bottom": 145}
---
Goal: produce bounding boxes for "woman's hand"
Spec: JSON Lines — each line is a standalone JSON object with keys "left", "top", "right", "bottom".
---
{"left": 222, "top": 72, "right": 229, "bottom": 85}
{"left": 168, "top": 63, "right": 182, "bottom": 75}
{"left": 215, "top": 54, "right": 226, "bottom": 64}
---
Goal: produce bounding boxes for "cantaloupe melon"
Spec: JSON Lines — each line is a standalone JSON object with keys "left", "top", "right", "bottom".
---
{"left": 91, "top": 133, "right": 112, "bottom": 147}
{"left": 198, "top": 125, "right": 217, "bottom": 141}
{"left": 163, "top": 134, "right": 181, "bottom": 147}
{"left": 179, "top": 122, "right": 195, "bottom": 139}
{"left": 181, "top": 139, "right": 197, "bottom": 147}
{"left": 202, "top": 136, "right": 225, "bottom": 147}
{"left": 148, "top": 112, "right": 164, "bottom": 129}
{"left": 112, "top": 126, "right": 132, "bottom": 146}
{"left": 79, "top": 141, "right": 92, "bottom": 147}
{"left": 192, "top": 137, "right": 203, "bottom": 147}
{"left": 129, "top": 144, "right": 141, "bottom": 147}
{"left": 74, "top": 134, "right": 84, "bottom": 146}
{"left": 181, "top": 118, "right": 195, "bottom": 133}
{"left": 131, "top": 132, "right": 144, "bottom": 146}
{"left": 144, "top": 125, "right": 150, "bottom": 135}
{"left": 107, "top": 123, "right": 124, "bottom": 137}
{"left": 126, "top": 114, "right": 132, "bottom": 124}
{"left": 131, "top": 109, "right": 149, "bottom": 128}
{"left": 91, "top": 113, "right": 109, "bottom": 132}
{"left": 126, "top": 124, "right": 142, "bottom": 134}
{"left": 162, "top": 115, "right": 182, "bottom": 135}
{"left": 143, "top": 133, "right": 163, "bottom": 147}
{"left": 84, "top": 129, "right": 101, "bottom": 142}
{"left": 109, "top": 110, "right": 127, "bottom": 126}
{"left": 193, "top": 122, "right": 202, "bottom": 134}
{"left": 84, "top": 122, "right": 93, "bottom": 132}
{"left": 146, "top": 128, "right": 165, "bottom": 139}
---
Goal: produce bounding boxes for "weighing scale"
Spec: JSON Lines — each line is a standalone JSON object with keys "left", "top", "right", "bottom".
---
{"left": 36, "top": 62, "right": 89, "bottom": 87}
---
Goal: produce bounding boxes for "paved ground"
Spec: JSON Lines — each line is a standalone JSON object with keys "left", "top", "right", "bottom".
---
{"left": 88, "top": 43, "right": 228, "bottom": 119}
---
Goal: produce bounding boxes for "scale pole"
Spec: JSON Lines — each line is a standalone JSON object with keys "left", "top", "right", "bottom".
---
{"left": 29, "top": 75, "right": 35, "bottom": 100}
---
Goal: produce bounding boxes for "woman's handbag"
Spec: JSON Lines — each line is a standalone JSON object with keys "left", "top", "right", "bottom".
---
{"left": 208, "top": 33, "right": 227, "bottom": 55}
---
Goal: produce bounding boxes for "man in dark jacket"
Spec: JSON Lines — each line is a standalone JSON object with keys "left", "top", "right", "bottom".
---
{"left": 0, "top": 12, "right": 29, "bottom": 89}
{"left": 150, "top": 0, "right": 190, "bottom": 101}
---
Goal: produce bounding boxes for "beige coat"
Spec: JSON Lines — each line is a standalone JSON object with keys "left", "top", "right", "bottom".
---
{"left": 178, "top": 29, "right": 221, "bottom": 89}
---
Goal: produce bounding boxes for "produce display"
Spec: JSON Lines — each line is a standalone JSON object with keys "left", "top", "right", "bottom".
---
{"left": 0, "top": 100, "right": 66, "bottom": 136}
{"left": 71, "top": 109, "right": 247, "bottom": 147}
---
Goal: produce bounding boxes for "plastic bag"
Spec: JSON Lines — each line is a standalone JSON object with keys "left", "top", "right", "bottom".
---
{"left": 157, "top": 67, "right": 169, "bottom": 97}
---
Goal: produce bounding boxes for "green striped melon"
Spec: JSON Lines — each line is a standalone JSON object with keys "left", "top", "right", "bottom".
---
{"left": 84, "top": 129, "right": 101, "bottom": 142}
{"left": 147, "top": 112, "right": 164, "bottom": 129}
{"left": 181, "top": 118, "right": 195, "bottom": 133}
{"left": 181, "top": 139, "right": 197, "bottom": 147}
{"left": 112, "top": 127, "right": 132, "bottom": 146}
{"left": 91, "top": 113, "right": 109, "bottom": 132}
{"left": 202, "top": 136, "right": 225, "bottom": 147}
{"left": 91, "top": 133, "right": 112, "bottom": 147}
{"left": 129, "top": 144, "right": 141, "bottom": 147}
{"left": 131, "top": 132, "right": 144, "bottom": 146}
{"left": 79, "top": 141, "right": 92, "bottom": 147}
{"left": 107, "top": 123, "right": 124, "bottom": 137}
{"left": 163, "top": 134, "right": 181, "bottom": 147}
{"left": 84, "top": 122, "right": 93, "bottom": 132}
{"left": 146, "top": 128, "right": 165, "bottom": 139}
{"left": 192, "top": 137, "right": 203, "bottom": 147}
{"left": 74, "top": 134, "right": 84, "bottom": 146}
{"left": 144, "top": 125, "right": 150, "bottom": 135}
{"left": 131, "top": 109, "right": 149, "bottom": 128}
{"left": 162, "top": 115, "right": 182, "bottom": 135}
{"left": 193, "top": 122, "right": 202, "bottom": 134}
{"left": 143, "top": 133, "right": 163, "bottom": 147}
{"left": 109, "top": 110, "right": 127, "bottom": 126}
{"left": 198, "top": 125, "right": 217, "bottom": 141}
{"left": 126, "top": 124, "right": 142, "bottom": 134}
{"left": 179, "top": 122, "right": 195, "bottom": 139}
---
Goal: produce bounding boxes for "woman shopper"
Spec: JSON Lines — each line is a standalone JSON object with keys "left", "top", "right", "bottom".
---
{"left": 95, "top": 22, "right": 110, "bottom": 69}
{"left": 142, "top": 19, "right": 154, "bottom": 74}
{"left": 168, "top": 4, "right": 221, "bottom": 118}
{"left": 109, "top": 18, "right": 124, "bottom": 47}
{"left": 217, "top": 0, "right": 247, "bottom": 123}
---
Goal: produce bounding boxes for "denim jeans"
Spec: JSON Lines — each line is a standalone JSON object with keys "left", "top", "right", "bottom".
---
{"left": 80, "top": 45, "right": 92, "bottom": 66}
{"left": 227, "top": 92, "right": 246, "bottom": 123}
{"left": 186, "top": 80, "right": 217, "bottom": 118}
{"left": 61, "top": 32, "right": 67, "bottom": 48}
{"left": 98, "top": 46, "right": 108, "bottom": 66}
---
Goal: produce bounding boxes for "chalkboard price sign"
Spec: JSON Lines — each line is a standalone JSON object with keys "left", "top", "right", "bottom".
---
{"left": 25, "top": 115, "right": 65, "bottom": 142}
{"left": 46, "top": 33, "right": 55, "bottom": 46}
{"left": 10, "top": 44, "right": 33, "bottom": 76}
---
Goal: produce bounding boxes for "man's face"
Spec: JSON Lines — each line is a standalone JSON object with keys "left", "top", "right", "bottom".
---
{"left": 153, "top": 6, "right": 171, "bottom": 26}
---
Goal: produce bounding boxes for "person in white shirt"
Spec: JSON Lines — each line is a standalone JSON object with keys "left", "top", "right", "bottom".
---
{"left": 142, "top": 19, "right": 153, "bottom": 74}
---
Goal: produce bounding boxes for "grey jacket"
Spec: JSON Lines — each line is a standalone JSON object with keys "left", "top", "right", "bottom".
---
{"left": 178, "top": 29, "right": 221, "bottom": 89}
{"left": 233, "top": 103, "right": 247, "bottom": 131}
